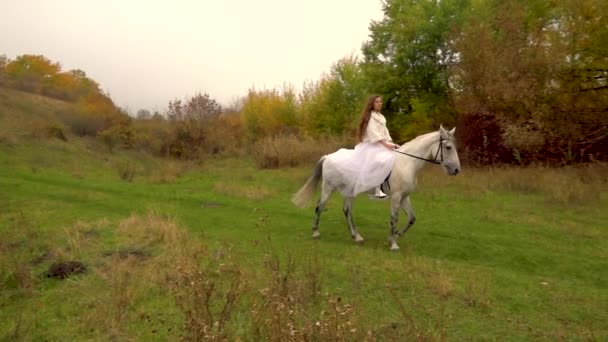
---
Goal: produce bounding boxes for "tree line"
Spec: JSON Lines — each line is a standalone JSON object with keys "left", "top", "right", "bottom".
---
{"left": 2, "top": 0, "right": 607, "bottom": 165}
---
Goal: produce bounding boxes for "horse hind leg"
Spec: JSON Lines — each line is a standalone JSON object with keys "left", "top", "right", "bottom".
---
{"left": 312, "top": 182, "right": 334, "bottom": 239}
{"left": 343, "top": 197, "right": 364, "bottom": 243}
{"left": 388, "top": 194, "right": 403, "bottom": 251}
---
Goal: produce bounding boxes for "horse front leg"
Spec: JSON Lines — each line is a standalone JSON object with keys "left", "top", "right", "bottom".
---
{"left": 390, "top": 196, "right": 416, "bottom": 250}
{"left": 312, "top": 183, "right": 333, "bottom": 239}
{"left": 343, "top": 197, "right": 363, "bottom": 243}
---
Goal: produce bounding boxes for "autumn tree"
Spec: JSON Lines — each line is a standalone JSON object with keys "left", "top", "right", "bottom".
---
{"left": 63, "top": 91, "right": 126, "bottom": 136}
{"left": 5, "top": 54, "right": 61, "bottom": 94}
{"left": 452, "top": 0, "right": 608, "bottom": 163}
{"left": 2, "top": 54, "right": 103, "bottom": 102}
{"left": 241, "top": 86, "right": 298, "bottom": 140}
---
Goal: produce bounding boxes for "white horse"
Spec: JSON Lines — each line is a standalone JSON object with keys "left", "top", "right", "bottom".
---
{"left": 292, "top": 125, "right": 461, "bottom": 251}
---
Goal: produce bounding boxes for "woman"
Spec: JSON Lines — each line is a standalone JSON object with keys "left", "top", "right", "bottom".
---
{"left": 325, "top": 95, "right": 398, "bottom": 198}
{"left": 356, "top": 95, "right": 399, "bottom": 198}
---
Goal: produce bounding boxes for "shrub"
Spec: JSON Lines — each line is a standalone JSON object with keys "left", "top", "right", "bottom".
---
{"left": 46, "top": 123, "right": 68, "bottom": 141}
{"left": 98, "top": 122, "right": 138, "bottom": 152}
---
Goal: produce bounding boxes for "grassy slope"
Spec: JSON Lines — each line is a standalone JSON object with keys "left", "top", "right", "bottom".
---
{"left": 0, "top": 88, "right": 606, "bottom": 340}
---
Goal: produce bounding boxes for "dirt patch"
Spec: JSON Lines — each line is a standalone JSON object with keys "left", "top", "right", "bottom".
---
{"left": 201, "top": 201, "right": 223, "bottom": 208}
{"left": 46, "top": 261, "right": 87, "bottom": 279}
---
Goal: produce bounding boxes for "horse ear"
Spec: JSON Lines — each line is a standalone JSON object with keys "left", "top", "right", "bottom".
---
{"left": 449, "top": 127, "right": 456, "bottom": 135}
{"left": 439, "top": 124, "right": 447, "bottom": 138}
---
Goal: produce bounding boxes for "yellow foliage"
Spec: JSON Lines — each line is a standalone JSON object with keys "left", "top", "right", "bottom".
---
{"left": 241, "top": 87, "right": 298, "bottom": 139}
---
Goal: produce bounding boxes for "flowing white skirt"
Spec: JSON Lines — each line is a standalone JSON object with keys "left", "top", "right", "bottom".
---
{"left": 323, "top": 142, "right": 396, "bottom": 197}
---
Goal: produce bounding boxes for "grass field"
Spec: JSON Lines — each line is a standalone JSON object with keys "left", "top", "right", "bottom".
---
{"left": 1, "top": 132, "right": 607, "bottom": 341}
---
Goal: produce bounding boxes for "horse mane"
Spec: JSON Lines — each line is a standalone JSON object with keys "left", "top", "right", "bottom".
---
{"left": 401, "top": 130, "right": 440, "bottom": 149}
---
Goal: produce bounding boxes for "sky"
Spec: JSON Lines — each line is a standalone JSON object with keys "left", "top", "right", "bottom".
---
{"left": 1, "top": 0, "right": 384, "bottom": 113}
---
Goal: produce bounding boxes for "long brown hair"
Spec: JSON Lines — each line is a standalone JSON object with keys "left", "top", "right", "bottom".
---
{"left": 357, "top": 95, "right": 381, "bottom": 142}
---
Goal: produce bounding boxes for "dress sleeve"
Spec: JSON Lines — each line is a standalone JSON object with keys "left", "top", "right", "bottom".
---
{"left": 364, "top": 118, "right": 385, "bottom": 143}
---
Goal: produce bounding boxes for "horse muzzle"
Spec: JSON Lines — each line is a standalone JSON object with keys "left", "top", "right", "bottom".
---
{"left": 444, "top": 164, "right": 461, "bottom": 176}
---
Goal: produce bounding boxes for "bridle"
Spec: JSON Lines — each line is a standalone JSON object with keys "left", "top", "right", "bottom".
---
{"left": 392, "top": 137, "right": 445, "bottom": 165}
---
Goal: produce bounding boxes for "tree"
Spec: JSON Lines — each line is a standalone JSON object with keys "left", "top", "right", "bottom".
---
{"left": 183, "top": 92, "right": 222, "bottom": 121}
{"left": 165, "top": 92, "right": 223, "bottom": 158}
{"left": 361, "top": 0, "right": 470, "bottom": 140}
{"left": 451, "top": 0, "right": 608, "bottom": 163}
{"left": 299, "top": 54, "right": 368, "bottom": 137}
{"left": 241, "top": 86, "right": 298, "bottom": 140}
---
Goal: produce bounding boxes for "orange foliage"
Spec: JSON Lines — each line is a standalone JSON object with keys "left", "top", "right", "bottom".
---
{"left": 5, "top": 55, "right": 61, "bottom": 94}
{"left": 1, "top": 54, "right": 129, "bottom": 137}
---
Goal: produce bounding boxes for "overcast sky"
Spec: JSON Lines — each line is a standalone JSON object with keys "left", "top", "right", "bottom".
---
{"left": 1, "top": 0, "right": 384, "bottom": 113}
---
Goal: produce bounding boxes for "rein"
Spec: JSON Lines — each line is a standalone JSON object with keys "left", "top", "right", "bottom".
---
{"left": 392, "top": 138, "right": 444, "bottom": 165}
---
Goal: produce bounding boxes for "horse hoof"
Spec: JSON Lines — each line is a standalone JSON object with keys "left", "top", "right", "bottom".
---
{"left": 312, "top": 231, "right": 320, "bottom": 239}
{"left": 390, "top": 244, "right": 400, "bottom": 251}
{"left": 354, "top": 234, "right": 364, "bottom": 244}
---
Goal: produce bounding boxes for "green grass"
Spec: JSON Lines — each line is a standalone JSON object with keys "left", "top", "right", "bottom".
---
{"left": 1, "top": 137, "right": 606, "bottom": 340}
{"left": 0, "top": 88, "right": 606, "bottom": 340}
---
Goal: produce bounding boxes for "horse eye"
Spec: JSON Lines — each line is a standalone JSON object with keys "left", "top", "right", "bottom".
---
{"left": 446, "top": 145, "right": 452, "bottom": 150}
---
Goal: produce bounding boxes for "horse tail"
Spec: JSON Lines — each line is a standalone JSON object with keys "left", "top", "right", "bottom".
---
{"left": 291, "top": 156, "right": 325, "bottom": 208}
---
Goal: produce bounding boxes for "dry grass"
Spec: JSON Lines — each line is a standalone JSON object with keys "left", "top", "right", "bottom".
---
{"left": 251, "top": 134, "right": 353, "bottom": 169}
{"left": 148, "top": 160, "right": 194, "bottom": 183}
{"left": 0, "top": 130, "right": 18, "bottom": 146}
{"left": 418, "top": 162, "right": 608, "bottom": 206}
{"left": 116, "top": 213, "right": 184, "bottom": 248}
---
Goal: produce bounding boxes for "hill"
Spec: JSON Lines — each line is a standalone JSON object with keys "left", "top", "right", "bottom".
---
{"left": 0, "top": 87, "right": 71, "bottom": 140}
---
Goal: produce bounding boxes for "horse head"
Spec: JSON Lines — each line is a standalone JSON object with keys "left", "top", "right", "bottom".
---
{"left": 438, "top": 125, "right": 461, "bottom": 176}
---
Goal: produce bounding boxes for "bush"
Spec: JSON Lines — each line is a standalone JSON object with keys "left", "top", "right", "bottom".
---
{"left": 98, "top": 122, "right": 137, "bottom": 152}
{"left": 46, "top": 123, "right": 68, "bottom": 141}
{"left": 130, "top": 118, "right": 173, "bottom": 156}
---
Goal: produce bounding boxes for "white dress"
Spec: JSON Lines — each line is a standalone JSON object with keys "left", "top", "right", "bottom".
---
{"left": 324, "top": 111, "right": 396, "bottom": 197}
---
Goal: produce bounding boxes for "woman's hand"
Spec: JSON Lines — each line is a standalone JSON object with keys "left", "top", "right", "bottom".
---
{"left": 380, "top": 140, "right": 398, "bottom": 150}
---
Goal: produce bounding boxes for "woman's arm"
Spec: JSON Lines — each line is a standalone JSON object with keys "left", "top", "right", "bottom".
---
{"left": 379, "top": 139, "right": 399, "bottom": 150}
